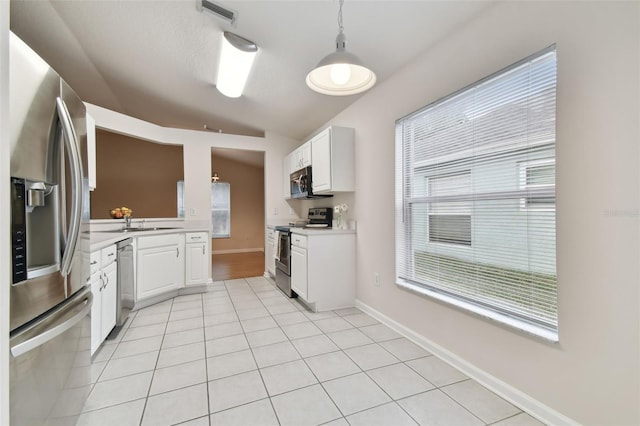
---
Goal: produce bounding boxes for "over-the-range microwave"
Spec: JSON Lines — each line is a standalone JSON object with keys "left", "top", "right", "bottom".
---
{"left": 290, "top": 166, "right": 332, "bottom": 199}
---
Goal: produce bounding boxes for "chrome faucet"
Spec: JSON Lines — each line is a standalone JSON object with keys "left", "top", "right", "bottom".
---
{"left": 124, "top": 215, "right": 132, "bottom": 229}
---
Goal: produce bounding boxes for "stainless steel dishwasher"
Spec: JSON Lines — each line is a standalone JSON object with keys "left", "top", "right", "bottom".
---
{"left": 108, "top": 238, "right": 134, "bottom": 338}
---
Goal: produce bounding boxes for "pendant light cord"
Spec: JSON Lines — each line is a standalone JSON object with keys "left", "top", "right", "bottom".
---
{"left": 337, "top": 0, "right": 344, "bottom": 34}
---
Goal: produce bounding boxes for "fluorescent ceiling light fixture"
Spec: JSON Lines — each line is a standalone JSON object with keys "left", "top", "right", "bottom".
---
{"left": 216, "top": 32, "right": 258, "bottom": 98}
{"left": 306, "top": 0, "right": 376, "bottom": 96}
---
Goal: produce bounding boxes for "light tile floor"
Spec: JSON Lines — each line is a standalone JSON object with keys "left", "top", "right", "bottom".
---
{"left": 79, "top": 276, "right": 545, "bottom": 426}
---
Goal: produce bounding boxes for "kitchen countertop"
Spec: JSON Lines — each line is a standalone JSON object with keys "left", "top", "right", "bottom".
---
{"left": 291, "top": 227, "right": 356, "bottom": 236}
{"left": 89, "top": 227, "right": 210, "bottom": 251}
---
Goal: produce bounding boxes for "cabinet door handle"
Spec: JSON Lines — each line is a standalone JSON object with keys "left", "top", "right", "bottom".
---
{"left": 99, "top": 273, "right": 104, "bottom": 291}
{"left": 202, "top": 246, "right": 205, "bottom": 255}
{"left": 176, "top": 247, "right": 179, "bottom": 257}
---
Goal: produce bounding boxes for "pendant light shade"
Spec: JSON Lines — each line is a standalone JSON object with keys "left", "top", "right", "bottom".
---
{"left": 306, "top": 1, "right": 376, "bottom": 96}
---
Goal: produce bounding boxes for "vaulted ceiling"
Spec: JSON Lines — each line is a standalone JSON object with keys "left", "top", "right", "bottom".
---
{"left": 10, "top": 0, "right": 493, "bottom": 140}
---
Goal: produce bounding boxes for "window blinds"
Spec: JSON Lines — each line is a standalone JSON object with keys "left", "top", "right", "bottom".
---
{"left": 395, "top": 46, "right": 557, "bottom": 336}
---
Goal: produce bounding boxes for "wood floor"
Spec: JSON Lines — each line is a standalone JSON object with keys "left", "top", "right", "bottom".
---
{"left": 212, "top": 251, "right": 265, "bottom": 281}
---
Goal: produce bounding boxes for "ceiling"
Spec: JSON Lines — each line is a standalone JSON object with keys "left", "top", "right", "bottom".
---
{"left": 212, "top": 147, "right": 264, "bottom": 168}
{"left": 9, "top": 0, "right": 493, "bottom": 141}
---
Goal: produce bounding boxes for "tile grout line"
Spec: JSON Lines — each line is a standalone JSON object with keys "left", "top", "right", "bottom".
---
{"left": 259, "top": 279, "right": 478, "bottom": 424}
{"left": 215, "top": 278, "right": 481, "bottom": 424}
{"left": 228, "top": 277, "right": 284, "bottom": 425}
{"left": 254, "top": 279, "right": 350, "bottom": 424}
{"left": 89, "top": 276, "right": 518, "bottom": 425}
{"left": 81, "top": 308, "right": 139, "bottom": 414}
{"left": 200, "top": 290, "right": 213, "bottom": 426}
{"left": 138, "top": 296, "right": 174, "bottom": 426}
{"left": 217, "top": 278, "right": 411, "bottom": 423}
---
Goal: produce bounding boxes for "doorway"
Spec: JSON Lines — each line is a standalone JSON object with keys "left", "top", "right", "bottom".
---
{"left": 211, "top": 148, "right": 265, "bottom": 281}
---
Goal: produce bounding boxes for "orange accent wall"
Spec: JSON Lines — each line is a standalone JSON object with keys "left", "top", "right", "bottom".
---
{"left": 211, "top": 154, "right": 265, "bottom": 252}
{"left": 90, "top": 130, "right": 184, "bottom": 219}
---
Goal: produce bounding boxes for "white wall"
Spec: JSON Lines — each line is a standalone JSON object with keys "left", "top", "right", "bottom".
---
{"left": 86, "top": 104, "right": 300, "bottom": 278}
{"left": 323, "top": 2, "right": 639, "bottom": 424}
{"left": 1, "top": 1, "right": 10, "bottom": 423}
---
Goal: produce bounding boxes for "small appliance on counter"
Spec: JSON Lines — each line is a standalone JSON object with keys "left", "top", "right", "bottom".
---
{"left": 305, "top": 207, "right": 333, "bottom": 228}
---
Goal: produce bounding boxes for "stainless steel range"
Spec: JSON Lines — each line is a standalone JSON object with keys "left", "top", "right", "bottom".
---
{"left": 274, "top": 207, "right": 333, "bottom": 297}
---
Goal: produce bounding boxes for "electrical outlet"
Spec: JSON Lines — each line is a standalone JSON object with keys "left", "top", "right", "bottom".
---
{"left": 274, "top": 208, "right": 279, "bottom": 215}
{"left": 374, "top": 272, "right": 380, "bottom": 287}
{"left": 189, "top": 207, "right": 197, "bottom": 216}
{"left": 289, "top": 207, "right": 294, "bottom": 215}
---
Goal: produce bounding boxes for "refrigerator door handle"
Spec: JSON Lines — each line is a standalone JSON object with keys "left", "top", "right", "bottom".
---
{"left": 10, "top": 287, "right": 92, "bottom": 358}
{"left": 56, "top": 97, "right": 83, "bottom": 277}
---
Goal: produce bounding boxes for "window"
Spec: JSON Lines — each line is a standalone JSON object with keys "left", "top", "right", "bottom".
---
{"left": 211, "top": 182, "right": 230, "bottom": 238}
{"left": 427, "top": 172, "right": 472, "bottom": 246}
{"left": 177, "top": 180, "right": 185, "bottom": 218}
{"left": 519, "top": 159, "right": 556, "bottom": 210}
{"left": 395, "top": 46, "right": 557, "bottom": 340}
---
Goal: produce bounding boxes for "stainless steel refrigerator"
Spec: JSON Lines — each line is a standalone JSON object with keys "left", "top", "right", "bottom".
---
{"left": 9, "top": 32, "right": 93, "bottom": 426}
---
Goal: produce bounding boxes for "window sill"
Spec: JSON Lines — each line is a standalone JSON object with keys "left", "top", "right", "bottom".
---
{"left": 396, "top": 279, "right": 559, "bottom": 343}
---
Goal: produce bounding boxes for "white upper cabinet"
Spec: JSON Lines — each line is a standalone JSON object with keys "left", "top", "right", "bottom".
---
{"left": 284, "top": 125, "right": 355, "bottom": 199}
{"left": 284, "top": 152, "right": 293, "bottom": 199}
{"left": 311, "top": 126, "right": 355, "bottom": 194}
{"left": 291, "top": 141, "right": 311, "bottom": 171}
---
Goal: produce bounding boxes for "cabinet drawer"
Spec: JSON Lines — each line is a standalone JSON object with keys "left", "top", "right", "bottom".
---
{"left": 291, "top": 234, "right": 307, "bottom": 248}
{"left": 137, "top": 233, "right": 182, "bottom": 249}
{"left": 186, "top": 232, "right": 208, "bottom": 244}
{"left": 90, "top": 251, "right": 101, "bottom": 275}
{"left": 101, "top": 244, "right": 117, "bottom": 266}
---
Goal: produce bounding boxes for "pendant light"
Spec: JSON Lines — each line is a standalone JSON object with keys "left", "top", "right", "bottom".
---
{"left": 306, "top": 0, "right": 376, "bottom": 96}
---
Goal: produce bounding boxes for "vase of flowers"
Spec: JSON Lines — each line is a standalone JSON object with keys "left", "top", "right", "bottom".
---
{"left": 333, "top": 203, "right": 348, "bottom": 229}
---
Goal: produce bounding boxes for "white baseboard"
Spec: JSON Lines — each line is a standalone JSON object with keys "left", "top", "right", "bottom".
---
{"left": 355, "top": 299, "right": 577, "bottom": 426}
{"left": 212, "top": 248, "right": 264, "bottom": 255}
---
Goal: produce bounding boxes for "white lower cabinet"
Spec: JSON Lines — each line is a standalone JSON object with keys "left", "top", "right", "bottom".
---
{"left": 185, "top": 232, "right": 208, "bottom": 286}
{"left": 291, "top": 236, "right": 308, "bottom": 300}
{"left": 265, "top": 227, "right": 276, "bottom": 278}
{"left": 290, "top": 231, "right": 355, "bottom": 311}
{"left": 136, "top": 234, "right": 184, "bottom": 300}
{"left": 90, "top": 244, "right": 118, "bottom": 355}
{"left": 100, "top": 261, "right": 117, "bottom": 340}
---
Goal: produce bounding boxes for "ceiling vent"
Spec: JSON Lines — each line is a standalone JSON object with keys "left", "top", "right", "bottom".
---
{"left": 198, "top": 0, "right": 237, "bottom": 25}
